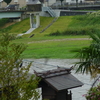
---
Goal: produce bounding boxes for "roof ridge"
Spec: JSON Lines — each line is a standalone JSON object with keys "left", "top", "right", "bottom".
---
{"left": 34, "top": 67, "right": 72, "bottom": 78}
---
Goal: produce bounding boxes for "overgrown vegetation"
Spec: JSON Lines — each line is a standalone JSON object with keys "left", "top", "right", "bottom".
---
{"left": 0, "top": 18, "right": 30, "bottom": 34}
{"left": 0, "top": 18, "right": 10, "bottom": 28}
{"left": 0, "top": 33, "right": 40, "bottom": 100}
{"left": 49, "top": 27, "right": 97, "bottom": 36}
{"left": 49, "top": 11, "right": 100, "bottom": 36}
{"left": 85, "top": 84, "right": 100, "bottom": 100}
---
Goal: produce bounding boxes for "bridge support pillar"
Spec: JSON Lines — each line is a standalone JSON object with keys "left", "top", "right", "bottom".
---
{"left": 30, "top": 13, "right": 40, "bottom": 28}
{"left": 30, "top": 13, "right": 34, "bottom": 28}
{"left": 36, "top": 13, "right": 40, "bottom": 28}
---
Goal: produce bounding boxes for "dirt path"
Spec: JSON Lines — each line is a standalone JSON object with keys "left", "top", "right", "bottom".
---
{"left": 28, "top": 38, "right": 92, "bottom": 44}
{"left": 1, "top": 22, "right": 16, "bottom": 29}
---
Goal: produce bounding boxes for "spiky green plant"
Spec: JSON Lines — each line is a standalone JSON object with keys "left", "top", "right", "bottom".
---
{"left": 74, "top": 32, "right": 100, "bottom": 78}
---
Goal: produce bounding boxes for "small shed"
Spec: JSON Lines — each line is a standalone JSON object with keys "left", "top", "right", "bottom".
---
{"left": 35, "top": 67, "right": 83, "bottom": 100}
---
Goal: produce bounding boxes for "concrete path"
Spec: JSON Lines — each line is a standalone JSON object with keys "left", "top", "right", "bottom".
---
{"left": 17, "top": 28, "right": 36, "bottom": 37}
{"left": 25, "top": 28, "right": 36, "bottom": 34}
{"left": 23, "top": 59, "right": 95, "bottom": 100}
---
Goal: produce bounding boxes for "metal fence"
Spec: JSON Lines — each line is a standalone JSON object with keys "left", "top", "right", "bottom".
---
{"left": 49, "top": 1, "right": 100, "bottom": 9}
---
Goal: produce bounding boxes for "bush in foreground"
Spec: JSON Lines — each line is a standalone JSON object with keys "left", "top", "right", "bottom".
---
{"left": 85, "top": 84, "right": 100, "bottom": 100}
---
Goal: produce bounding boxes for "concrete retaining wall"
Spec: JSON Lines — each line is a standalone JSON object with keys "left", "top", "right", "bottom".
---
{"left": 60, "top": 10, "right": 94, "bottom": 16}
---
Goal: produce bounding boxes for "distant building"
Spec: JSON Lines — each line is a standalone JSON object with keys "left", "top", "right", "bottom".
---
{"left": 0, "top": 0, "right": 96, "bottom": 9}
{"left": 60, "top": 0, "right": 83, "bottom": 4}
{"left": 0, "top": 0, "right": 27, "bottom": 8}
{"left": 27, "top": 0, "right": 42, "bottom": 11}
{"left": 0, "top": 0, "right": 6, "bottom": 8}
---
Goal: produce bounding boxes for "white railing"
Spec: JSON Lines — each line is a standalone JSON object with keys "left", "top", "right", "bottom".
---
{"left": 42, "top": 7, "right": 56, "bottom": 17}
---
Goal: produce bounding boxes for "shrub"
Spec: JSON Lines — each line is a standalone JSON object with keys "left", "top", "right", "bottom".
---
{"left": 85, "top": 84, "right": 100, "bottom": 100}
{"left": 48, "top": 27, "right": 99, "bottom": 36}
{"left": 0, "top": 18, "right": 10, "bottom": 28}
{"left": 49, "top": 30, "right": 61, "bottom": 36}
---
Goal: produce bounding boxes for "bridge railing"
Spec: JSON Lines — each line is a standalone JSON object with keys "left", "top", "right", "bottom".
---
{"left": 49, "top": 2, "right": 100, "bottom": 9}
{"left": 42, "top": 7, "right": 57, "bottom": 17}
{"left": 0, "top": 7, "right": 27, "bottom": 11}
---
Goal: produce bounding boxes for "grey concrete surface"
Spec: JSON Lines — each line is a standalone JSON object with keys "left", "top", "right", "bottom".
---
{"left": 23, "top": 59, "right": 95, "bottom": 100}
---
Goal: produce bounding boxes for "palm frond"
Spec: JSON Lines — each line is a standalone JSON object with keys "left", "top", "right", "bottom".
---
{"left": 74, "top": 33, "right": 100, "bottom": 77}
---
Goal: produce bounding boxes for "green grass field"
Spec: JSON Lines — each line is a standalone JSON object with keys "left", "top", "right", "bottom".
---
{"left": 22, "top": 39, "right": 91, "bottom": 59}
{"left": 1, "top": 13, "right": 98, "bottom": 59}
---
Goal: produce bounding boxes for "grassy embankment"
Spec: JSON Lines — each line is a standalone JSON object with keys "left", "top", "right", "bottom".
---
{"left": 1, "top": 13, "right": 100, "bottom": 59}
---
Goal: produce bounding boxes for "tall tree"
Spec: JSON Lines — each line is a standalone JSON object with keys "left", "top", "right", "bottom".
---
{"left": 0, "top": 33, "right": 40, "bottom": 100}
{"left": 3, "top": 0, "right": 12, "bottom": 5}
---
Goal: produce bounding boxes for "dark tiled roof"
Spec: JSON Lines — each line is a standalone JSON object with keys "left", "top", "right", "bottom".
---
{"left": 35, "top": 67, "right": 83, "bottom": 91}
{"left": 45, "top": 74, "right": 83, "bottom": 91}
{"left": 35, "top": 67, "right": 72, "bottom": 78}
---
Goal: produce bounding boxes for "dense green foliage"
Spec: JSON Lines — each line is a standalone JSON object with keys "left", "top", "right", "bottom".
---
{"left": 72, "top": 11, "right": 100, "bottom": 99}
{"left": 74, "top": 32, "right": 100, "bottom": 77}
{"left": 85, "top": 84, "right": 100, "bottom": 100}
{"left": 0, "top": 18, "right": 30, "bottom": 34}
{"left": 49, "top": 11, "right": 100, "bottom": 36}
{"left": 0, "top": 18, "right": 10, "bottom": 28}
{"left": 0, "top": 33, "right": 40, "bottom": 100}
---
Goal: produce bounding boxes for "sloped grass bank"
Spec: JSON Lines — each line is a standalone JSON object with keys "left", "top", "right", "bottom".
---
{"left": 1, "top": 14, "right": 98, "bottom": 59}
{"left": 22, "top": 16, "right": 73, "bottom": 37}
{"left": 0, "top": 18, "right": 10, "bottom": 28}
{"left": 1, "top": 12, "right": 100, "bottom": 37}
{"left": 0, "top": 18, "right": 30, "bottom": 34}
{"left": 23, "top": 17, "right": 55, "bottom": 37}
{"left": 41, "top": 16, "right": 73, "bottom": 36}
{"left": 49, "top": 12, "right": 100, "bottom": 36}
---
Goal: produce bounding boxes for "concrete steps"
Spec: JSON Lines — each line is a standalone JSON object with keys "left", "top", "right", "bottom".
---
{"left": 40, "top": 17, "right": 58, "bottom": 33}
{"left": 25, "top": 28, "right": 36, "bottom": 34}
{"left": 17, "top": 28, "right": 36, "bottom": 37}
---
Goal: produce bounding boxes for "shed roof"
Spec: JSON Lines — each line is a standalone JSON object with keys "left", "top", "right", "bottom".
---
{"left": 35, "top": 67, "right": 83, "bottom": 91}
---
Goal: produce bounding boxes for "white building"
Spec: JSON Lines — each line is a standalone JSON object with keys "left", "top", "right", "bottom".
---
{"left": 0, "top": 0, "right": 94, "bottom": 8}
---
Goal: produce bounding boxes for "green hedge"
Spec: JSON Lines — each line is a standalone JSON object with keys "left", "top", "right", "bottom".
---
{"left": 49, "top": 27, "right": 99, "bottom": 36}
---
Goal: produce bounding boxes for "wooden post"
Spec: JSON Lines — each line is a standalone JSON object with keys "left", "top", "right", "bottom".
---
{"left": 70, "top": 91, "right": 72, "bottom": 100}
